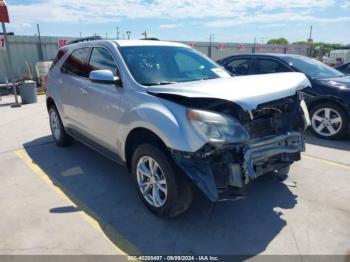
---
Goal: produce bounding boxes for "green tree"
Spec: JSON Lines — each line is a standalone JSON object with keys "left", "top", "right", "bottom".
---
{"left": 292, "top": 41, "right": 350, "bottom": 55}
{"left": 267, "top": 38, "right": 289, "bottom": 45}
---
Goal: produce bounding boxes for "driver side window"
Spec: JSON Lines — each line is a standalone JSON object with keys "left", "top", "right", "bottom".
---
{"left": 88, "top": 47, "right": 119, "bottom": 76}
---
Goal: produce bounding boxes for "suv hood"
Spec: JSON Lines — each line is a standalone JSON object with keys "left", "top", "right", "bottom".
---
{"left": 148, "top": 72, "right": 310, "bottom": 110}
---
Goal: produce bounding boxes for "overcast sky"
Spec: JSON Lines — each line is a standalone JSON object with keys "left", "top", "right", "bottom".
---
{"left": 4, "top": 0, "right": 350, "bottom": 44}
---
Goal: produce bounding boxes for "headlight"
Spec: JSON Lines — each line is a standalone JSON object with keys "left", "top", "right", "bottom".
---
{"left": 187, "top": 109, "right": 249, "bottom": 144}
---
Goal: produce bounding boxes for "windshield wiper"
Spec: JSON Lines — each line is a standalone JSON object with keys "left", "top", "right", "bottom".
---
{"left": 142, "top": 81, "right": 178, "bottom": 86}
{"left": 178, "top": 77, "right": 218, "bottom": 83}
{"left": 202, "top": 77, "right": 218, "bottom": 80}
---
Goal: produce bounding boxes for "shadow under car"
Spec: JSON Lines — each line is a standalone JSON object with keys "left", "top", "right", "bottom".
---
{"left": 23, "top": 136, "right": 298, "bottom": 256}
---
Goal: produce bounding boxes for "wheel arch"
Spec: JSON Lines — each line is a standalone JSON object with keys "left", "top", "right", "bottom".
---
{"left": 308, "top": 95, "right": 350, "bottom": 119}
{"left": 46, "top": 96, "right": 56, "bottom": 111}
{"left": 124, "top": 127, "right": 168, "bottom": 171}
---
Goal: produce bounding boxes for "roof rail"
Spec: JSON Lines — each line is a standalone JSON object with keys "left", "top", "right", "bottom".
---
{"left": 140, "top": 37, "right": 160, "bottom": 41}
{"left": 67, "top": 36, "right": 103, "bottom": 45}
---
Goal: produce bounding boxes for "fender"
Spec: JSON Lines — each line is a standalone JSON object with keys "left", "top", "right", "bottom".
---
{"left": 118, "top": 100, "right": 207, "bottom": 162}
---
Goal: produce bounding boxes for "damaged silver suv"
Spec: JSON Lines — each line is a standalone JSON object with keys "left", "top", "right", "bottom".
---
{"left": 46, "top": 38, "right": 311, "bottom": 218}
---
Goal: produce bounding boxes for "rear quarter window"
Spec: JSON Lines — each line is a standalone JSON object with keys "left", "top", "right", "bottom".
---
{"left": 50, "top": 49, "right": 67, "bottom": 70}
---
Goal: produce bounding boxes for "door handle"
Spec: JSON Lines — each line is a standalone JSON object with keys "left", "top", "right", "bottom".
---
{"left": 80, "top": 87, "right": 88, "bottom": 95}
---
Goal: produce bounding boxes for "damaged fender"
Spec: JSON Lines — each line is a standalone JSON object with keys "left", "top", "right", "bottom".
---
{"left": 172, "top": 150, "right": 219, "bottom": 201}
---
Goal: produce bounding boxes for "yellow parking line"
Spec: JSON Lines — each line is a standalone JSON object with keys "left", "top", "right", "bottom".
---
{"left": 15, "top": 149, "right": 141, "bottom": 256}
{"left": 303, "top": 154, "right": 350, "bottom": 170}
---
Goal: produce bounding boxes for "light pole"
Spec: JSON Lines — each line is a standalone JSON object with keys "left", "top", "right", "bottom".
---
{"left": 126, "top": 31, "right": 131, "bottom": 40}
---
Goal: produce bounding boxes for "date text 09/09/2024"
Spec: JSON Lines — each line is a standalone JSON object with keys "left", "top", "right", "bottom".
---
{"left": 128, "top": 256, "right": 220, "bottom": 261}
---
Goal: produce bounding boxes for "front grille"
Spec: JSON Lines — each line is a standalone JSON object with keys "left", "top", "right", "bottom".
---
{"left": 242, "top": 95, "right": 298, "bottom": 138}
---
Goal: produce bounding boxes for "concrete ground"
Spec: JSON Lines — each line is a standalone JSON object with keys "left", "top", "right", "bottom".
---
{"left": 1, "top": 94, "right": 350, "bottom": 257}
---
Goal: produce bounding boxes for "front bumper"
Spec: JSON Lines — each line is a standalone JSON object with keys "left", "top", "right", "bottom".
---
{"left": 172, "top": 131, "right": 305, "bottom": 202}
{"left": 243, "top": 131, "right": 305, "bottom": 179}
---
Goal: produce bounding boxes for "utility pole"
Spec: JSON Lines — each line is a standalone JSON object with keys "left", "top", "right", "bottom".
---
{"left": 1, "top": 0, "right": 21, "bottom": 107}
{"left": 141, "top": 30, "right": 147, "bottom": 39}
{"left": 37, "top": 24, "right": 43, "bottom": 61}
{"left": 116, "top": 27, "right": 120, "bottom": 39}
{"left": 252, "top": 37, "right": 256, "bottom": 54}
{"left": 307, "top": 25, "right": 313, "bottom": 57}
{"left": 126, "top": 31, "right": 131, "bottom": 40}
{"left": 208, "top": 34, "right": 215, "bottom": 58}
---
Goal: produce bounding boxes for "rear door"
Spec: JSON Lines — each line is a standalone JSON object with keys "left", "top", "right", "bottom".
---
{"left": 221, "top": 57, "right": 253, "bottom": 76}
{"left": 59, "top": 47, "right": 91, "bottom": 134}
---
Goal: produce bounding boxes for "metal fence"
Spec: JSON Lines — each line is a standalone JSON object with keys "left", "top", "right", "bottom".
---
{"left": 0, "top": 35, "right": 309, "bottom": 84}
{"left": 0, "top": 35, "right": 74, "bottom": 83}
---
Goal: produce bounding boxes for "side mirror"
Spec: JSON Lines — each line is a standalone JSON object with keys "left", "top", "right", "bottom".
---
{"left": 89, "top": 70, "right": 121, "bottom": 86}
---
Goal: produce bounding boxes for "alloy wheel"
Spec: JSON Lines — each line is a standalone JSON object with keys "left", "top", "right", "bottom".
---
{"left": 50, "top": 110, "right": 61, "bottom": 141}
{"left": 311, "top": 108, "right": 342, "bottom": 137}
{"left": 136, "top": 156, "right": 168, "bottom": 208}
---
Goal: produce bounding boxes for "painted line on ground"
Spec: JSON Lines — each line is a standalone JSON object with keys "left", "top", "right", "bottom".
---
{"left": 302, "top": 153, "right": 350, "bottom": 170}
{"left": 15, "top": 149, "right": 141, "bottom": 256}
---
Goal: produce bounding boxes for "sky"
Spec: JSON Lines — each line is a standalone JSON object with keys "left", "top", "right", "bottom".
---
{"left": 3, "top": 0, "right": 350, "bottom": 44}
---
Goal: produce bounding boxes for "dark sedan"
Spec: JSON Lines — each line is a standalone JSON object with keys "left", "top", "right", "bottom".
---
{"left": 218, "top": 54, "right": 350, "bottom": 139}
{"left": 336, "top": 62, "right": 350, "bottom": 75}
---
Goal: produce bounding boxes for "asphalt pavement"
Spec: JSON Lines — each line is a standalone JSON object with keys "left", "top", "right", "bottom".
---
{"left": 1, "top": 95, "right": 350, "bottom": 257}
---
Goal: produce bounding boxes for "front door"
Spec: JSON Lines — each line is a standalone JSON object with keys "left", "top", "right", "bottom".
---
{"left": 79, "top": 47, "right": 124, "bottom": 153}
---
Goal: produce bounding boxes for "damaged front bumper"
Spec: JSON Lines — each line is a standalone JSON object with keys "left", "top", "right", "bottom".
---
{"left": 171, "top": 131, "right": 305, "bottom": 202}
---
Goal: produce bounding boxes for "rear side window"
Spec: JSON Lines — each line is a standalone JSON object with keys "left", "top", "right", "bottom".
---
{"left": 88, "top": 47, "right": 119, "bottom": 76}
{"left": 50, "top": 49, "right": 67, "bottom": 70}
{"left": 224, "top": 58, "right": 251, "bottom": 75}
{"left": 254, "top": 59, "right": 290, "bottom": 74}
{"left": 61, "top": 48, "right": 90, "bottom": 78}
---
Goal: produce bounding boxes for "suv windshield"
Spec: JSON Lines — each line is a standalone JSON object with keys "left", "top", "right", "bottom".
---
{"left": 119, "top": 46, "right": 230, "bottom": 86}
{"left": 283, "top": 56, "right": 344, "bottom": 79}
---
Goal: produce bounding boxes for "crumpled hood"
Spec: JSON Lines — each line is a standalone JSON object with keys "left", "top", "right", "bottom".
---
{"left": 148, "top": 72, "right": 311, "bottom": 110}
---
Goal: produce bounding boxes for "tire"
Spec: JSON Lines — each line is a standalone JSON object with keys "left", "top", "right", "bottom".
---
{"left": 276, "top": 165, "right": 290, "bottom": 177}
{"left": 49, "top": 106, "right": 74, "bottom": 147}
{"left": 267, "top": 165, "right": 290, "bottom": 177}
{"left": 131, "top": 143, "right": 193, "bottom": 218}
{"left": 310, "top": 102, "right": 348, "bottom": 139}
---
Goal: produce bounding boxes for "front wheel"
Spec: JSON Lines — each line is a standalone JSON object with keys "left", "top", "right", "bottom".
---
{"left": 132, "top": 143, "right": 193, "bottom": 218}
{"left": 310, "top": 103, "right": 348, "bottom": 139}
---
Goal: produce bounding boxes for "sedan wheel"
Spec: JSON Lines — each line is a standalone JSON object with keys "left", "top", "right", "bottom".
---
{"left": 312, "top": 108, "right": 342, "bottom": 137}
{"left": 310, "top": 103, "right": 348, "bottom": 139}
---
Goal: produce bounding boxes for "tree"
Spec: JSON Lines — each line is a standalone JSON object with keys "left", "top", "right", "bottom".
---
{"left": 292, "top": 41, "right": 349, "bottom": 55}
{"left": 267, "top": 38, "right": 289, "bottom": 45}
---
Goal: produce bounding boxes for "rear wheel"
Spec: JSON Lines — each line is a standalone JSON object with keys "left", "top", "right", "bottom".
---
{"left": 310, "top": 103, "right": 348, "bottom": 139}
{"left": 49, "top": 106, "right": 73, "bottom": 147}
{"left": 132, "top": 143, "right": 193, "bottom": 218}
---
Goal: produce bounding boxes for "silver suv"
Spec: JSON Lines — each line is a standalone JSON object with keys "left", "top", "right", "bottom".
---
{"left": 46, "top": 38, "right": 311, "bottom": 218}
